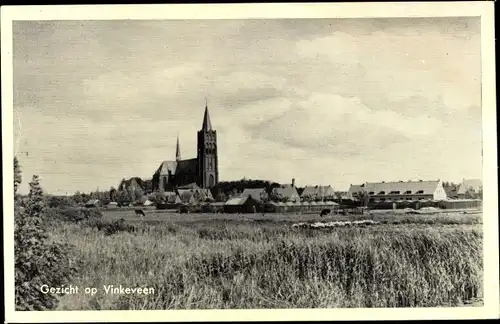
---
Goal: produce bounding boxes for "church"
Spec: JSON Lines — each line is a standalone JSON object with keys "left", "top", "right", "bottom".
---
{"left": 152, "top": 104, "right": 219, "bottom": 191}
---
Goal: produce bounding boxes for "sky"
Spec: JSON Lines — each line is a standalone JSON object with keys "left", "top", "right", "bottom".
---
{"left": 12, "top": 17, "right": 482, "bottom": 195}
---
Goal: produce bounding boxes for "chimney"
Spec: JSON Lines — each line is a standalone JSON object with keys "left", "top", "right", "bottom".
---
{"left": 292, "top": 178, "right": 295, "bottom": 187}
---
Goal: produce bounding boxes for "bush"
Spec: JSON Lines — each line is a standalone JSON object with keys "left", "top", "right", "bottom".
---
{"left": 83, "top": 218, "right": 137, "bottom": 236}
{"left": 201, "top": 204, "right": 217, "bottom": 213}
{"left": 45, "top": 207, "right": 103, "bottom": 224}
{"left": 15, "top": 175, "right": 78, "bottom": 310}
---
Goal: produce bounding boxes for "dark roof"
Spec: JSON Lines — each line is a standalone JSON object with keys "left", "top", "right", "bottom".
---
{"left": 201, "top": 104, "right": 213, "bottom": 131}
{"left": 158, "top": 158, "right": 197, "bottom": 176}
{"left": 225, "top": 195, "right": 258, "bottom": 206}
{"left": 176, "top": 159, "right": 197, "bottom": 174}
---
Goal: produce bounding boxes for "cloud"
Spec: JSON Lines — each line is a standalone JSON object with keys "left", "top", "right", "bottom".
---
{"left": 12, "top": 18, "right": 482, "bottom": 194}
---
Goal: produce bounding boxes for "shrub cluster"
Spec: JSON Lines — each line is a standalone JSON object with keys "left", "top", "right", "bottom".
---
{"left": 45, "top": 206, "right": 103, "bottom": 224}
{"left": 15, "top": 173, "right": 78, "bottom": 310}
{"left": 84, "top": 218, "right": 137, "bottom": 236}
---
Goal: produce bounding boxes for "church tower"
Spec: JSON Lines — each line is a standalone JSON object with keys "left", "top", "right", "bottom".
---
{"left": 197, "top": 102, "right": 218, "bottom": 188}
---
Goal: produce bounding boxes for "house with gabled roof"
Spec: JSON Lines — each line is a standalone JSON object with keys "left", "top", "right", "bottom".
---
{"left": 348, "top": 184, "right": 366, "bottom": 200}
{"left": 177, "top": 188, "right": 214, "bottom": 203}
{"left": 223, "top": 195, "right": 260, "bottom": 214}
{"left": 271, "top": 181, "right": 300, "bottom": 203}
{"left": 300, "top": 185, "right": 335, "bottom": 201}
{"left": 241, "top": 188, "right": 267, "bottom": 202}
{"left": 457, "top": 179, "right": 483, "bottom": 199}
{"left": 363, "top": 180, "right": 447, "bottom": 203}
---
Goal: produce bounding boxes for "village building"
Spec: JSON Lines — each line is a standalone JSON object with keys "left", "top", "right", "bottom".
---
{"left": 105, "top": 201, "right": 118, "bottom": 209}
{"left": 84, "top": 199, "right": 101, "bottom": 208}
{"left": 300, "top": 185, "right": 335, "bottom": 201}
{"left": 241, "top": 188, "right": 267, "bottom": 202}
{"left": 271, "top": 181, "right": 301, "bottom": 202}
{"left": 163, "top": 191, "right": 182, "bottom": 204}
{"left": 347, "top": 184, "right": 365, "bottom": 200}
{"left": 223, "top": 195, "right": 260, "bottom": 214}
{"left": 457, "top": 179, "right": 483, "bottom": 199}
{"left": 177, "top": 187, "right": 214, "bottom": 203}
{"left": 152, "top": 103, "right": 219, "bottom": 191}
{"left": 349, "top": 180, "right": 448, "bottom": 203}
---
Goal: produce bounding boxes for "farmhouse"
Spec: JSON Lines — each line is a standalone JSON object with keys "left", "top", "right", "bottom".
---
{"left": 347, "top": 184, "right": 365, "bottom": 200}
{"left": 177, "top": 188, "right": 214, "bottom": 203}
{"left": 349, "top": 180, "right": 448, "bottom": 203}
{"left": 241, "top": 188, "right": 267, "bottom": 202}
{"left": 300, "top": 185, "right": 335, "bottom": 201}
{"left": 364, "top": 180, "right": 447, "bottom": 203}
{"left": 85, "top": 199, "right": 101, "bottom": 208}
{"left": 272, "top": 180, "right": 301, "bottom": 202}
{"left": 223, "top": 195, "right": 260, "bottom": 214}
{"left": 457, "top": 179, "right": 482, "bottom": 199}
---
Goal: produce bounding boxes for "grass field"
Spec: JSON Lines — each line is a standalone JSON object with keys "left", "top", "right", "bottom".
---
{"left": 50, "top": 209, "right": 484, "bottom": 310}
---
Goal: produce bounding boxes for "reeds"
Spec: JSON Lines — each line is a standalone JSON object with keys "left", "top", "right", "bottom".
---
{"left": 49, "top": 213, "right": 483, "bottom": 310}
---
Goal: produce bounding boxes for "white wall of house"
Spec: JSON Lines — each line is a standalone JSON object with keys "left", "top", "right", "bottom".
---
{"left": 432, "top": 181, "right": 448, "bottom": 200}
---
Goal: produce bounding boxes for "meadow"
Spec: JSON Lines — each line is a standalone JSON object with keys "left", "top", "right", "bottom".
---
{"left": 49, "top": 209, "right": 484, "bottom": 310}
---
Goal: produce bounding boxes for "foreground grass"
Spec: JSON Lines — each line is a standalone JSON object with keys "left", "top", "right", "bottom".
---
{"left": 50, "top": 215, "right": 483, "bottom": 310}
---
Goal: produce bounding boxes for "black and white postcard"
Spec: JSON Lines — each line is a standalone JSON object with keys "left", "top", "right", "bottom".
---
{"left": 2, "top": 2, "right": 498, "bottom": 322}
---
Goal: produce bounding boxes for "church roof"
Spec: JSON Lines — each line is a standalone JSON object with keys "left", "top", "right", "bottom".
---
{"left": 176, "top": 159, "right": 198, "bottom": 174}
{"left": 158, "top": 158, "right": 197, "bottom": 176}
{"left": 158, "top": 161, "right": 177, "bottom": 176}
{"left": 201, "top": 104, "right": 213, "bottom": 131}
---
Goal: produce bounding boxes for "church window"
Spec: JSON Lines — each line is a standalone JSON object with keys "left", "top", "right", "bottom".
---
{"left": 208, "top": 174, "right": 215, "bottom": 188}
{"left": 163, "top": 177, "right": 168, "bottom": 190}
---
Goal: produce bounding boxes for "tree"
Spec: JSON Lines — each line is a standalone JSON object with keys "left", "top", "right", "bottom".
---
{"left": 116, "top": 190, "right": 130, "bottom": 205}
{"left": 72, "top": 191, "right": 84, "bottom": 205}
{"left": 259, "top": 190, "right": 269, "bottom": 203}
{"left": 464, "top": 187, "right": 477, "bottom": 199}
{"left": 356, "top": 190, "right": 370, "bottom": 207}
{"left": 15, "top": 172, "right": 77, "bottom": 310}
{"left": 109, "top": 187, "right": 117, "bottom": 202}
{"left": 215, "top": 191, "right": 227, "bottom": 202}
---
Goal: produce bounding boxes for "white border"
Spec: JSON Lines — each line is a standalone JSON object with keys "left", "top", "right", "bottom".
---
{"left": 2, "top": 2, "right": 498, "bottom": 322}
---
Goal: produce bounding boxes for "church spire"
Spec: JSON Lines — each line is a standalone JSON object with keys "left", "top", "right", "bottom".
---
{"left": 175, "top": 133, "right": 181, "bottom": 161}
{"left": 201, "top": 100, "right": 213, "bottom": 131}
